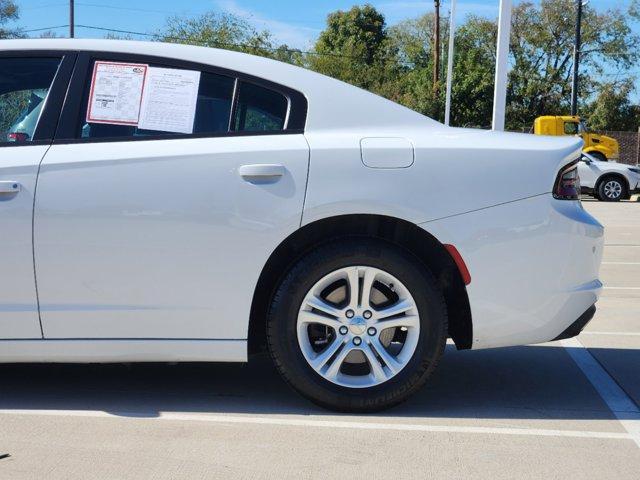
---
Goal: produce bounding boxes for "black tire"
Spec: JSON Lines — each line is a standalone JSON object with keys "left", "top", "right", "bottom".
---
{"left": 589, "top": 151, "right": 608, "bottom": 162}
{"left": 597, "top": 176, "right": 627, "bottom": 202}
{"left": 266, "top": 237, "right": 448, "bottom": 412}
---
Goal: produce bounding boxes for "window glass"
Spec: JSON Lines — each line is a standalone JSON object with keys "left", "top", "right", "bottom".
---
{"left": 234, "top": 82, "right": 288, "bottom": 132}
{"left": 0, "top": 57, "right": 61, "bottom": 143}
{"left": 564, "top": 122, "right": 579, "bottom": 135}
{"left": 80, "top": 63, "right": 235, "bottom": 139}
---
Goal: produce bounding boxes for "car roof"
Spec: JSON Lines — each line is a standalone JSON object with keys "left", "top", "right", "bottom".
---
{"left": 0, "top": 39, "right": 439, "bottom": 133}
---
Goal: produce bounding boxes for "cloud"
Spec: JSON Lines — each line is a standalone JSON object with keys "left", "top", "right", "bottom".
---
{"left": 213, "top": 0, "right": 500, "bottom": 49}
{"left": 214, "top": 0, "right": 320, "bottom": 49}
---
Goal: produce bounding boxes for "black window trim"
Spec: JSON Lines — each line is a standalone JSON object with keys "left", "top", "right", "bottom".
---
{"left": 0, "top": 50, "right": 77, "bottom": 149}
{"left": 54, "top": 50, "right": 308, "bottom": 145}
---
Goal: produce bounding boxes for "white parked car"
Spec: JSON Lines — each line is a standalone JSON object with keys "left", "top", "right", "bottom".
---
{"left": 578, "top": 152, "right": 640, "bottom": 201}
{"left": 0, "top": 40, "right": 603, "bottom": 412}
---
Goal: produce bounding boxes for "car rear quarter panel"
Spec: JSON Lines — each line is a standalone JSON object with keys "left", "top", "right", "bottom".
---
{"left": 302, "top": 127, "right": 583, "bottom": 226}
{"left": 423, "top": 196, "right": 603, "bottom": 349}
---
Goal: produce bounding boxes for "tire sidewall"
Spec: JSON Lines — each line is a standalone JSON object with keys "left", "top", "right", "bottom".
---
{"left": 598, "top": 177, "right": 625, "bottom": 202}
{"left": 267, "top": 238, "right": 447, "bottom": 411}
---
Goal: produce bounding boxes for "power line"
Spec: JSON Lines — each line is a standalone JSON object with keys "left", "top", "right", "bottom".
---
{"left": 598, "top": 70, "right": 640, "bottom": 77}
{"left": 74, "top": 24, "right": 362, "bottom": 60}
{"left": 19, "top": 23, "right": 640, "bottom": 80}
{"left": 18, "top": 23, "right": 386, "bottom": 64}
{"left": 22, "top": 25, "right": 70, "bottom": 33}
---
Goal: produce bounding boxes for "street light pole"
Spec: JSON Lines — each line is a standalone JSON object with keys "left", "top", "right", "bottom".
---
{"left": 69, "top": 0, "right": 75, "bottom": 38}
{"left": 444, "top": 0, "right": 457, "bottom": 126}
{"left": 570, "top": 0, "right": 583, "bottom": 116}
{"left": 433, "top": 0, "right": 441, "bottom": 97}
{"left": 492, "top": 0, "right": 512, "bottom": 131}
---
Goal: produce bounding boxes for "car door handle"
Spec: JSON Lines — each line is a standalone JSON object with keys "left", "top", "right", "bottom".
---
{"left": 239, "top": 164, "right": 285, "bottom": 179}
{"left": 0, "top": 181, "right": 20, "bottom": 195}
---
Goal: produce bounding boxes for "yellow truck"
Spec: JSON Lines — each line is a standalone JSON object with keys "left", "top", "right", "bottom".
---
{"left": 534, "top": 116, "right": 619, "bottom": 162}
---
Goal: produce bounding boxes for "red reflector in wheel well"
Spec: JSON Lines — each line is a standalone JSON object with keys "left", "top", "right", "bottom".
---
{"left": 444, "top": 244, "right": 471, "bottom": 285}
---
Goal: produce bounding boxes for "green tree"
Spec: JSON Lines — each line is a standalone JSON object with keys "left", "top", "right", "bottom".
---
{"left": 449, "top": 17, "right": 496, "bottom": 128}
{"left": 271, "top": 44, "right": 306, "bottom": 67}
{"left": 506, "top": 0, "right": 639, "bottom": 130}
{"left": 0, "top": 0, "right": 19, "bottom": 39}
{"left": 310, "top": 5, "right": 399, "bottom": 93}
{"left": 156, "top": 12, "right": 275, "bottom": 58}
{"left": 387, "top": 13, "right": 441, "bottom": 119}
{"left": 585, "top": 80, "right": 639, "bottom": 131}
{"left": 39, "top": 30, "right": 62, "bottom": 39}
{"left": 151, "top": 3, "right": 640, "bottom": 132}
{"left": 387, "top": 13, "right": 495, "bottom": 125}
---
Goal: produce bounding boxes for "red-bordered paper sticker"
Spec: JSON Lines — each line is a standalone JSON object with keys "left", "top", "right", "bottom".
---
{"left": 86, "top": 61, "right": 148, "bottom": 126}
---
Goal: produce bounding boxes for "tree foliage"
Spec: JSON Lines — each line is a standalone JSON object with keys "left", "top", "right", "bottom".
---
{"left": 506, "top": 0, "right": 639, "bottom": 130}
{"left": 154, "top": 3, "right": 639, "bottom": 131}
{"left": 309, "top": 5, "right": 399, "bottom": 93}
{"left": 157, "top": 12, "right": 274, "bottom": 57}
{"left": 0, "top": 0, "right": 19, "bottom": 39}
{"left": 387, "top": 13, "right": 442, "bottom": 119}
{"left": 586, "top": 81, "right": 640, "bottom": 131}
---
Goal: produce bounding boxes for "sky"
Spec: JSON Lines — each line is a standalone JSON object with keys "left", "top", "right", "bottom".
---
{"left": 16, "top": 0, "right": 635, "bottom": 49}
{"left": 12, "top": 0, "right": 640, "bottom": 100}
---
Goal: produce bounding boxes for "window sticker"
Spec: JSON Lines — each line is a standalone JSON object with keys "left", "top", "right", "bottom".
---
{"left": 86, "top": 61, "right": 148, "bottom": 125}
{"left": 138, "top": 67, "right": 201, "bottom": 134}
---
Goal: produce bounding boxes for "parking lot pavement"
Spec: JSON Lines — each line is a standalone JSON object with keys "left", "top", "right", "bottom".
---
{"left": 1, "top": 201, "right": 639, "bottom": 480}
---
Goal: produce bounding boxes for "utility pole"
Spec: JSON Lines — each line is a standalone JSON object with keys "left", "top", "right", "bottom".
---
{"left": 433, "top": 0, "right": 441, "bottom": 97}
{"left": 69, "top": 0, "right": 75, "bottom": 38}
{"left": 444, "top": 0, "right": 457, "bottom": 126}
{"left": 570, "top": 0, "right": 583, "bottom": 116}
{"left": 492, "top": 0, "right": 513, "bottom": 131}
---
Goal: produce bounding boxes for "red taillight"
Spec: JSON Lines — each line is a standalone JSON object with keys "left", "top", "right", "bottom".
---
{"left": 7, "top": 132, "right": 29, "bottom": 142}
{"left": 553, "top": 161, "right": 580, "bottom": 200}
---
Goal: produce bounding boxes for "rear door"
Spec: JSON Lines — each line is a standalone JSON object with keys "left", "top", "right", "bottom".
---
{"left": 0, "top": 52, "right": 74, "bottom": 339}
{"left": 34, "top": 52, "right": 309, "bottom": 340}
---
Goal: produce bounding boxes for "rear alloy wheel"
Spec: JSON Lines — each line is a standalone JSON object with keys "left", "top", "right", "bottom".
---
{"left": 267, "top": 238, "right": 448, "bottom": 412}
{"left": 598, "top": 177, "right": 626, "bottom": 202}
{"left": 297, "top": 266, "right": 421, "bottom": 389}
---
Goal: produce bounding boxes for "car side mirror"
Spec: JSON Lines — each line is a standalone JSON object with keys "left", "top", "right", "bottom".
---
{"left": 581, "top": 157, "right": 592, "bottom": 165}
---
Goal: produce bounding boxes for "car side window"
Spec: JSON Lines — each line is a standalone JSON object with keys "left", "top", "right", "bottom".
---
{"left": 564, "top": 122, "right": 579, "bottom": 135}
{"left": 79, "top": 62, "right": 235, "bottom": 139}
{"left": 233, "top": 81, "right": 288, "bottom": 132}
{"left": 0, "top": 57, "right": 61, "bottom": 144}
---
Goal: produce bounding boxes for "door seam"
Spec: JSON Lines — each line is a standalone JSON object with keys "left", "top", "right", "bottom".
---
{"left": 32, "top": 145, "right": 52, "bottom": 339}
{"left": 299, "top": 134, "right": 312, "bottom": 227}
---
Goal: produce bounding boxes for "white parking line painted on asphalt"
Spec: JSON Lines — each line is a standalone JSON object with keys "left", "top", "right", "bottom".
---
{"left": 582, "top": 332, "right": 640, "bottom": 337}
{"left": 0, "top": 408, "right": 634, "bottom": 442}
{"left": 561, "top": 337, "right": 640, "bottom": 449}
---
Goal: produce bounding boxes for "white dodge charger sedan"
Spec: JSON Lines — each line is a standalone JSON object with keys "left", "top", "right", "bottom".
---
{"left": 0, "top": 40, "right": 603, "bottom": 411}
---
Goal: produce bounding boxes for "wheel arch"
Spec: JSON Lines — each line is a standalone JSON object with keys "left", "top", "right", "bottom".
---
{"left": 584, "top": 148, "right": 610, "bottom": 160}
{"left": 596, "top": 172, "right": 629, "bottom": 195}
{"left": 248, "top": 214, "right": 473, "bottom": 355}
